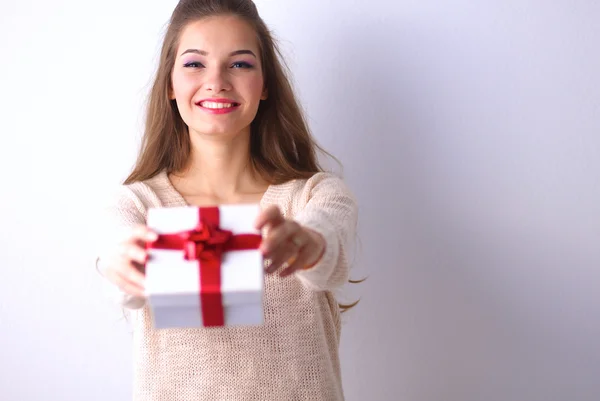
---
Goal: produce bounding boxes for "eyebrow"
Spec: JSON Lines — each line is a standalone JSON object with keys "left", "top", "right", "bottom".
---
{"left": 180, "top": 49, "right": 257, "bottom": 58}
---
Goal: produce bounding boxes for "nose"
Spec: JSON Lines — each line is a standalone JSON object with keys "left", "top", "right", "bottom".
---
{"left": 203, "top": 67, "right": 232, "bottom": 93}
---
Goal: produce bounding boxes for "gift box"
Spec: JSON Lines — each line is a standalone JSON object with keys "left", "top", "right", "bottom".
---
{"left": 145, "top": 204, "right": 264, "bottom": 329}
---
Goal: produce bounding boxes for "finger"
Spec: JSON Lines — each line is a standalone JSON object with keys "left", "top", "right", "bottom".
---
{"left": 122, "top": 283, "right": 145, "bottom": 298}
{"left": 279, "top": 247, "right": 312, "bottom": 277}
{"left": 131, "top": 260, "right": 147, "bottom": 275}
{"left": 260, "top": 220, "right": 301, "bottom": 255}
{"left": 115, "top": 274, "right": 146, "bottom": 297}
{"left": 127, "top": 225, "right": 158, "bottom": 244}
{"left": 120, "top": 242, "right": 149, "bottom": 265}
{"left": 265, "top": 243, "right": 300, "bottom": 274}
{"left": 117, "top": 259, "right": 146, "bottom": 288}
{"left": 104, "top": 263, "right": 145, "bottom": 295}
{"left": 254, "top": 205, "right": 285, "bottom": 230}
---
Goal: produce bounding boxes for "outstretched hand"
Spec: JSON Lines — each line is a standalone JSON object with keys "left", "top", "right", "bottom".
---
{"left": 254, "top": 205, "right": 325, "bottom": 277}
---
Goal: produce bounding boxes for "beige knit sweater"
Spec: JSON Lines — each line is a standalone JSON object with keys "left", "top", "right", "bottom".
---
{"left": 97, "top": 170, "right": 358, "bottom": 401}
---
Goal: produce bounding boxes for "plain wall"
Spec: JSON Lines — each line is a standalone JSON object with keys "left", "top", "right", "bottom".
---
{"left": 1, "top": 1, "right": 599, "bottom": 400}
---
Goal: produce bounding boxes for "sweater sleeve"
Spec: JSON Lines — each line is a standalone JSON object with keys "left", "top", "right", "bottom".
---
{"left": 292, "top": 173, "right": 358, "bottom": 291}
{"left": 96, "top": 185, "right": 149, "bottom": 310}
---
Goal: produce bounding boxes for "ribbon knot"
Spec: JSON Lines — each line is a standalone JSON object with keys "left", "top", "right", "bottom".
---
{"left": 182, "top": 222, "right": 233, "bottom": 261}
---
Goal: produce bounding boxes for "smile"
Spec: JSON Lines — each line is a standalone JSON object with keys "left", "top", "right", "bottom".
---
{"left": 195, "top": 99, "right": 241, "bottom": 114}
{"left": 199, "top": 101, "right": 239, "bottom": 109}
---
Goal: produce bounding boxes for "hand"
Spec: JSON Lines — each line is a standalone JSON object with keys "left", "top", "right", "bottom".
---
{"left": 254, "top": 205, "right": 326, "bottom": 277}
{"left": 97, "top": 225, "right": 158, "bottom": 297}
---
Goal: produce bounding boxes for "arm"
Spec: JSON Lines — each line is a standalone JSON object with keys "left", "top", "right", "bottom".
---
{"left": 96, "top": 186, "right": 149, "bottom": 310}
{"left": 293, "top": 173, "right": 358, "bottom": 291}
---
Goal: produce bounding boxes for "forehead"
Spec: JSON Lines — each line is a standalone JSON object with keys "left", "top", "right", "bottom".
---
{"left": 177, "top": 16, "right": 260, "bottom": 56}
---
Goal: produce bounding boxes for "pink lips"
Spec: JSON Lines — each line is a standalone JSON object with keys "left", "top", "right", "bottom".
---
{"left": 196, "top": 98, "right": 240, "bottom": 115}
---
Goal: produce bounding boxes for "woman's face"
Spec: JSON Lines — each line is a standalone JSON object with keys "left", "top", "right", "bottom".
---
{"left": 170, "top": 15, "right": 267, "bottom": 138}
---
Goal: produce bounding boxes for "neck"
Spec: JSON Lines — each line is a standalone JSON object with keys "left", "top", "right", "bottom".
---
{"left": 171, "top": 129, "right": 266, "bottom": 199}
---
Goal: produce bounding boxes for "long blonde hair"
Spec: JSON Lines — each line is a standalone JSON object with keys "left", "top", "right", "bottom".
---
{"left": 126, "top": 0, "right": 361, "bottom": 311}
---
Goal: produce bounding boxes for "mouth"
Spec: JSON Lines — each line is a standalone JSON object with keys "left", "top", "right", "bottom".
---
{"left": 196, "top": 100, "right": 241, "bottom": 110}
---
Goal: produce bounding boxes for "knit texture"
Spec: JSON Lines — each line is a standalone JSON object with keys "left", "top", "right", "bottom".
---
{"left": 97, "top": 170, "right": 358, "bottom": 401}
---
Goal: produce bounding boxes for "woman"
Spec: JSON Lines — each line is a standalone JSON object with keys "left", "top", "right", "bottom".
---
{"left": 97, "top": 0, "right": 358, "bottom": 400}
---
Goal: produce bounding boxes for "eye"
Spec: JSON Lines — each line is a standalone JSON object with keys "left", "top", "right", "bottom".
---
{"left": 231, "top": 61, "right": 253, "bottom": 69}
{"left": 184, "top": 61, "right": 204, "bottom": 68}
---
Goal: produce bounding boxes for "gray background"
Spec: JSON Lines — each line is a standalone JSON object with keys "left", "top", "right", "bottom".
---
{"left": 0, "top": 1, "right": 598, "bottom": 400}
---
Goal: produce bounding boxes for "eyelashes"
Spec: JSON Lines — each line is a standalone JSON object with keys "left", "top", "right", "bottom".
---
{"left": 183, "top": 61, "right": 255, "bottom": 69}
{"left": 184, "top": 61, "right": 204, "bottom": 68}
{"left": 231, "top": 61, "right": 254, "bottom": 69}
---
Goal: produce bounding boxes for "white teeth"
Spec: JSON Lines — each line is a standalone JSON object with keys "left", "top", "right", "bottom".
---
{"left": 200, "top": 101, "right": 235, "bottom": 109}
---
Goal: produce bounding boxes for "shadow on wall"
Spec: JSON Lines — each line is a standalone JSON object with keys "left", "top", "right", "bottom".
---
{"left": 323, "top": 19, "right": 479, "bottom": 401}
{"left": 322, "top": 14, "right": 600, "bottom": 401}
{"left": 319, "top": 18, "right": 600, "bottom": 401}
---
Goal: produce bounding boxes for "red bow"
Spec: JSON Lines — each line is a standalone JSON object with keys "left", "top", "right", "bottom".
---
{"left": 180, "top": 222, "right": 233, "bottom": 262}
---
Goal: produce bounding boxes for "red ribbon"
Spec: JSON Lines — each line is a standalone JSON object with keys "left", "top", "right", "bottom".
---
{"left": 148, "top": 207, "right": 261, "bottom": 327}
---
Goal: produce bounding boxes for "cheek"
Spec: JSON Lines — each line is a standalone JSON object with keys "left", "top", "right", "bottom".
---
{"left": 171, "top": 72, "right": 196, "bottom": 98}
{"left": 246, "top": 74, "right": 265, "bottom": 98}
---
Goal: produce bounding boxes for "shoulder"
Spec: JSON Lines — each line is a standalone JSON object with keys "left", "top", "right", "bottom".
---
{"left": 106, "top": 171, "right": 171, "bottom": 221}
{"left": 294, "top": 172, "right": 355, "bottom": 202}
{"left": 266, "top": 172, "right": 357, "bottom": 217}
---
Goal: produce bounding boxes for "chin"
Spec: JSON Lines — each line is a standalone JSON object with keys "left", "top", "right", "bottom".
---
{"left": 192, "top": 124, "right": 247, "bottom": 137}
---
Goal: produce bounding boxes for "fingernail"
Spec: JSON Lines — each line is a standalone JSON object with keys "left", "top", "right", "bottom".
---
{"left": 147, "top": 232, "right": 158, "bottom": 241}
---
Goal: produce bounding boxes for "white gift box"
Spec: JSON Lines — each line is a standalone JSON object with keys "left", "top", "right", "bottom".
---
{"left": 145, "top": 204, "right": 264, "bottom": 329}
